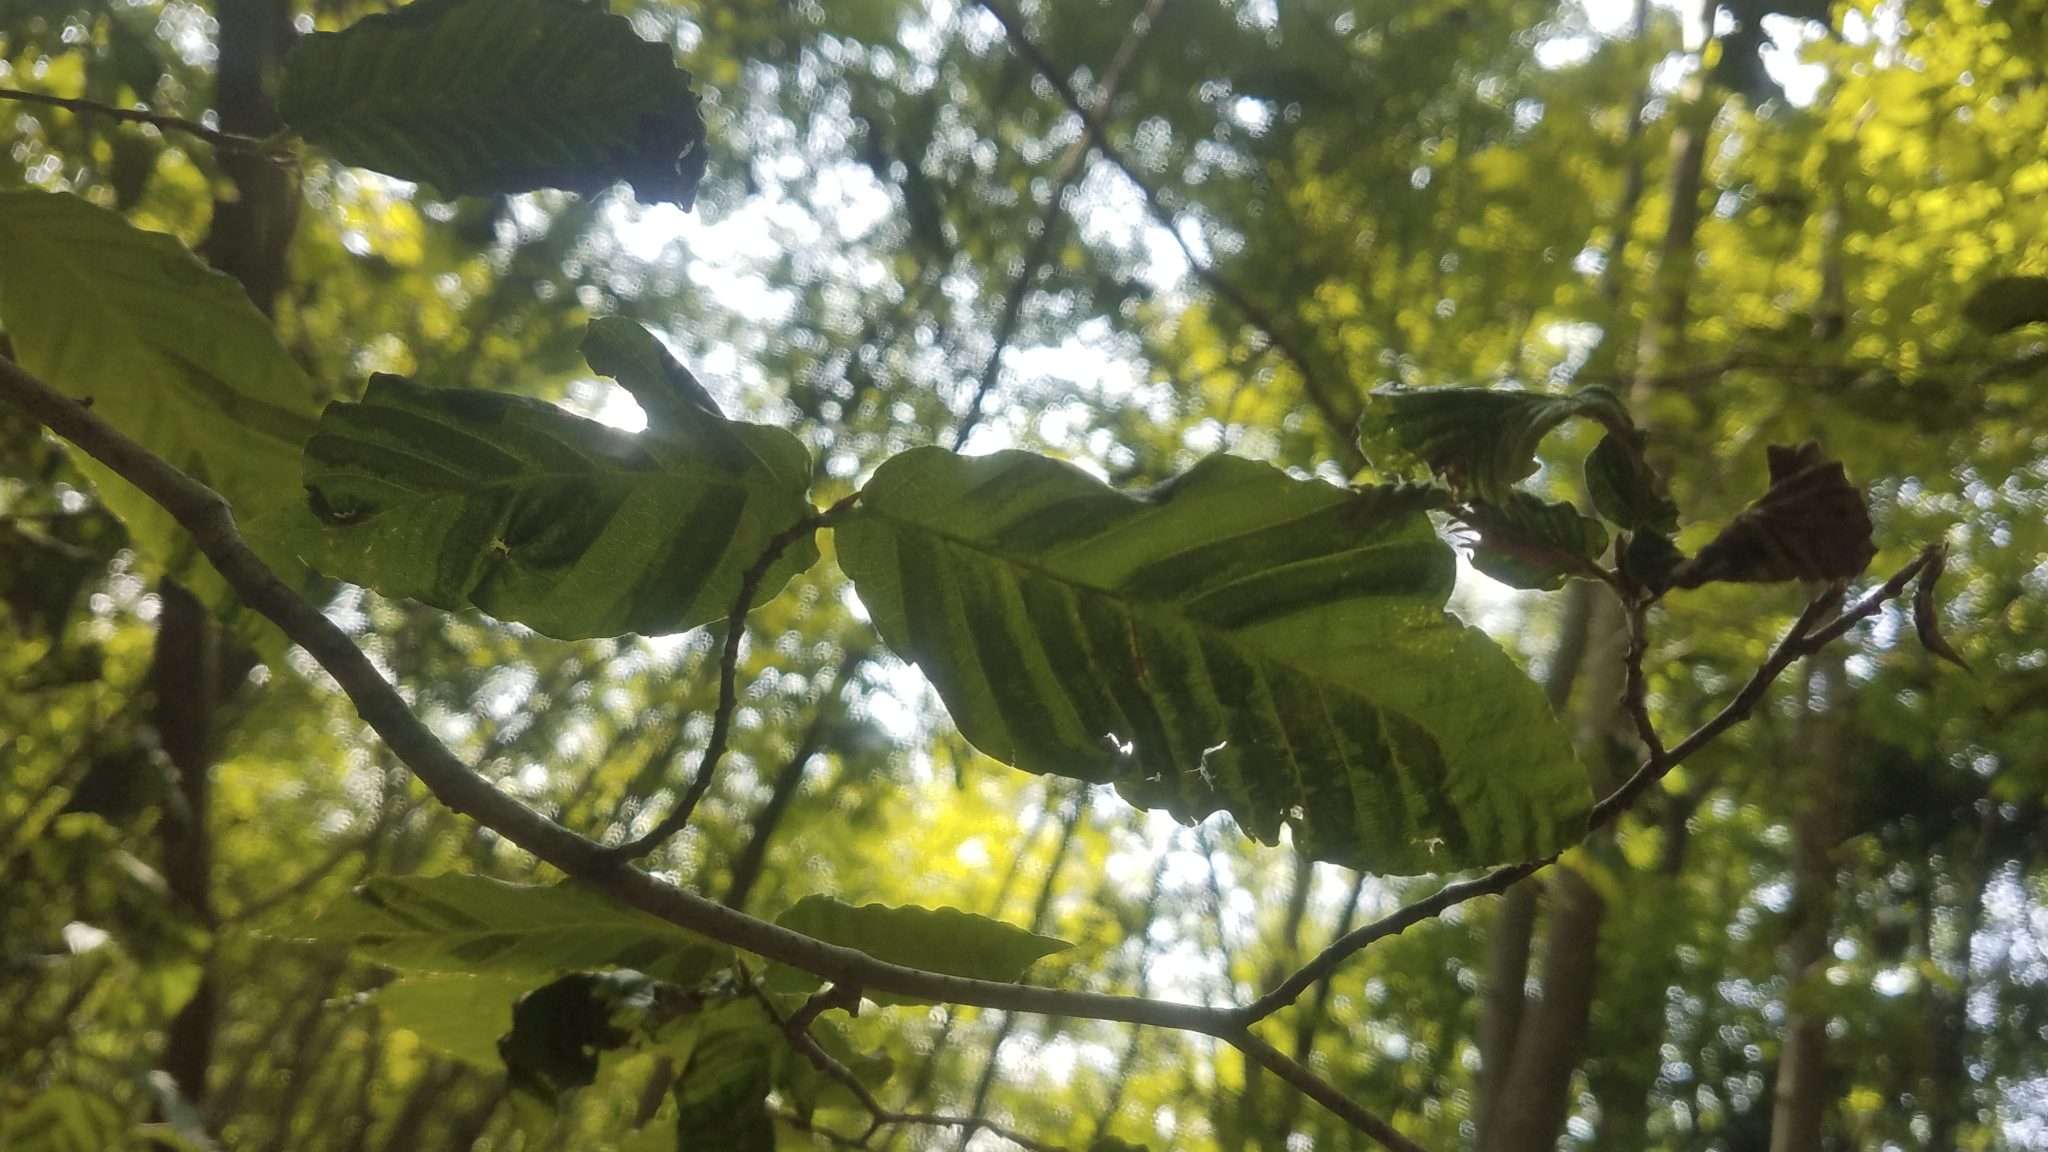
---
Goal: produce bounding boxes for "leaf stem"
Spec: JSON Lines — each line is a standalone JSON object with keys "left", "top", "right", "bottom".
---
{"left": 1237, "top": 550, "right": 1934, "bottom": 1025}
{"left": 608, "top": 492, "right": 863, "bottom": 860}
{"left": 0, "top": 87, "right": 289, "bottom": 156}
{"left": 0, "top": 353, "right": 1933, "bottom": 1152}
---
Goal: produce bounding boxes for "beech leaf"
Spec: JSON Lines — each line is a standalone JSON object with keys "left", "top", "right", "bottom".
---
{"left": 1669, "top": 442, "right": 1875, "bottom": 590}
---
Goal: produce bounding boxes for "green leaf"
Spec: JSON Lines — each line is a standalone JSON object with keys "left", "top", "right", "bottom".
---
{"left": 0, "top": 191, "right": 318, "bottom": 588}
{"left": 1669, "top": 442, "right": 1876, "bottom": 590}
{"left": 1089, "top": 1140, "right": 1153, "bottom": 1152}
{"left": 1459, "top": 493, "right": 1610, "bottom": 591}
{"left": 836, "top": 448, "right": 1588, "bottom": 874}
{"left": 782, "top": 1018, "right": 893, "bottom": 1114}
{"left": 0, "top": 1086, "right": 125, "bottom": 1152}
{"left": 769, "top": 895, "right": 1070, "bottom": 1003}
{"left": 294, "top": 365, "right": 817, "bottom": 640}
{"left": 1359, "top": 386, "right": 1629, "bottom": 504}
{"left": 672, "top": 1001, "right": 779, "bottom": 1152}
{"left": 279, "top": 0, "right": 707, "bottom": 205}
{"left": 298, "top": 875, "right": 730, "bottom": 983}
{"left": 1585, "top": 431, "right": 1679, "bottom": 534}
{"left": 1962, "top": 274, "right": 2048, "bottom": 334}
{"left": 582, "top": 317, "right": 725, "bottom": 429}
{"left": 371, "top": 973, "right": 532, "bottom": 1066}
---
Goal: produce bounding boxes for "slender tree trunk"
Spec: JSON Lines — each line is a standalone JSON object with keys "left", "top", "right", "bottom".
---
{"left": 1474, "top": 879, "right": 1539, "bottom": 1150}
{"left": 155, "top": 579, "right": 221, "bottom": 1105}
{"left": 722, "top": 649, "right": 862, "bottom": 911}
{"left": 1768, "top": 651, "right": 1848, "bottom": 1152}
{"left": 156, "top": 0, "right": 298, "bottom": 1115}
{"left": 1092, "top": 849, "right": 1170, "bottom": 1143}
{"left": 949, "top": 796, "right": 1085, "bottom": 1150}
{"left": 1485, "top": 867, "right": 1607, "bottom": 1152}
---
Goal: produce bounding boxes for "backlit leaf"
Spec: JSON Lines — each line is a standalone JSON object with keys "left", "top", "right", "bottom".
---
{"left": 1359, "top": 386, "right": 1629, "bottom": 504}
{"left": 836, "top": 448, "right": 1588, "bottom": 874}
{"left": 279, "top": 0, "right": 708, "bottom": 205}
{"left": 0, "top": 191, "right": 318, "bottom": 590}
{"left": 298, "top": 875, "right": 729, "bottom": 983}
{"left": 294, "top": 363, "right": 816, "bottom": 639}
{"left": 1585, "top": 430, "right": 1678, "bottom": 534}
{"left": 1459, "top": 493, "right": 1610, "bottom": 591}
{"left": 769, "top": 895, "right": 1070, "bottom": 1003}
{"left": 371, "top": 973, "right": 531, "bottom": 1067}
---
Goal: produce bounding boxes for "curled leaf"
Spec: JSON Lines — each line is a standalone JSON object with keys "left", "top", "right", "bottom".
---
{"left": 1358, "top": 386, "right": 1630, "bottom": 504}
{"left": 1458, "top": 492, "right": 1610, "bottom": 591}
{"left": 1585, "top": 430, "right": 1678, "bottom": 534}
{"left": 1669, "top": 442, "right": 1875, "bottom": 590}
{"left": 1913, "top": 545, "right": 1971, "bottom": 672}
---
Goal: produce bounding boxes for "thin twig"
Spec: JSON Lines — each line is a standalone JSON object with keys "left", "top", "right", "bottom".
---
{"left": 1238, "top": 551, "right": 1934, "bottom": 1024}
{"left": 0, "top": 353, "right": 1931, "bottom": 1152}
{"left": 609, "top": 492, "right": 863, "bottom": 860}
{"left": 952, "top": 0, "right": 1166, "bottom": 448}
{"left": 1229, "top": 1027, "right": 1428, "bottom": 1152}
{"left": 973, "top": 0, "right": 1366, "bottom": 468}
{"left": 0, "top": 87, "right": 286, "bottom": 156}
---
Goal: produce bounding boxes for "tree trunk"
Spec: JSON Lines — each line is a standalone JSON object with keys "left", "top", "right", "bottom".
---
{"left": 1483, "top": 867, "right": 1606, "bottom": 1152}
{"left": 1768, "top": 651, "right": 1847, "bottom": 1152}
{"left": 155, "top": 0, "right": 299, "bottom": 1115}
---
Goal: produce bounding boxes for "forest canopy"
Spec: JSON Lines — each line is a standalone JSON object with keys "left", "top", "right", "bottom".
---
{"left": 1, "top": 1, "right": 2045, "bottom": 1151}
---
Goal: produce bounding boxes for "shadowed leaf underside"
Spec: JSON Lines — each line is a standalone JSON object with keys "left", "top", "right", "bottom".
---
{"left": 279, "top": 0, "right": 708, "bottom": 205}
{"left": 295, "top": 372, "right": 816, "bottom": 639}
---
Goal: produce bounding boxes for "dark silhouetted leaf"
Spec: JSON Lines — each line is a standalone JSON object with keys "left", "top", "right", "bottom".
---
{"left": 1913, "top": 545, "right": 1971, "bottom": 671}
{"left": 1669, "top": 443, "right": 1875, "bottom": 590}
{"left": 1459, "top": 492, "right": 1610, "bottom": 591}
{"left": 769, "top": 895, "right": 1070, "bottom": 1003}
{"left": 279, "top": 0, "right": 708, "bottom": 205}
{"left": 1962, "top": 275, "right": 2048, "bottom": 334}
{"left": 1360, "top": 386, "right": 1629, "bottom": 504}
{"left": 294, "top": 358, "right": 816, "bottom": 639}
{"left": 1622, "top": 531, "right": 1686, "bottom": 597}
{"left": 836, "top": 448, "right": 1588, "bottom": 875}
{"left": 1585, "top": 430, "right": 1678, "bottom": 534}
{"left": 501, "top": 971, "right": 684, "bottom": 1100}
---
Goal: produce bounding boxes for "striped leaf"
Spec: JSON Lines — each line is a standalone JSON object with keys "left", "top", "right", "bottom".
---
{"left": 295, "top": 353, "right": 817, "bottom": 639}
{"left": 0, "top": 191, "right": 318, "bottom": 593}
{"left": 1459, "top": 492, "right": 1610, "bottom": 591}
{"left": 836, "top": 449, "right": 1588, "bottom": 875}
{"left": 1360, "top": 386, "right": 1628, "bottom": 504}
{"left": 298, "top": 875, "right": 730, "bottom": 984}
{"left": 768, "top": 895, "right": 1070, "bottom": 1003}
{"left": 279, "top": 0, "right": 707, "bottom": 205}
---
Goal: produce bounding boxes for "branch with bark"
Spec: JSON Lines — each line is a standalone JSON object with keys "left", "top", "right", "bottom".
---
{"left": 972, "top": 0, "right": 1366, "bottom": 469}
{"left": 0, "top": 352, "right": 1938, "bottom": 1151}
